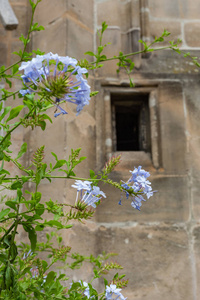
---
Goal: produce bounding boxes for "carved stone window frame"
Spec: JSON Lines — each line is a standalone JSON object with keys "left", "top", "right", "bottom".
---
{"left": 95, "top": 85, "right": 161, "bottom": 170}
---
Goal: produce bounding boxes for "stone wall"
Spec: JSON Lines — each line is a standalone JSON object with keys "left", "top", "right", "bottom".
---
{"left": 95, "top": 1, "right": 200, "bottom": 299}
{"left": 1, "top": 0, "right": 200, "bottom": 299}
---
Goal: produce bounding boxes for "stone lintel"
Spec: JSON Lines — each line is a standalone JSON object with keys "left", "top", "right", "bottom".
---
{"left": 0, "top": 0, "right": 18, "bottom": 30}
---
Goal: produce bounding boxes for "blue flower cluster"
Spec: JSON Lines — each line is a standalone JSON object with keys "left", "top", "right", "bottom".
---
{"left": 121, "top": 166, "right": 155, "bottom": 210}
{"left": 76, "top": 282, "right": 126, "bottom": 300}
{"left": 71, "top": 180, "right": 106, "bottom": 208}
{"left": 105, "top": 284, "right": 127, "bottom": 300}
{"left": 19, "top": 52, "right": 91, "bottom": 117}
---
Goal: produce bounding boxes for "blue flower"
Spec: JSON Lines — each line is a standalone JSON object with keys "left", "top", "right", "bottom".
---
{"left": 105, "top": 284, "right": 127, "bottom": 300}
{"left": 120, "top": 166, "right": 156, "bottom": 210}
{"left": 71, "top": 180, "right": 106, "bottom": 208}
{"left": 128, "top": 166, "right": 150, "bottom": 183}
{"left": 19, "top": 52, "right": 91, "bottom": 117}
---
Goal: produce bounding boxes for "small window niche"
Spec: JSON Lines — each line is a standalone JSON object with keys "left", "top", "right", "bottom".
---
{"left": 102, "top": 88, "right": 160, "bottom": 169}
{"left": 111, "top": 93, "right": 151, "bottom": 153}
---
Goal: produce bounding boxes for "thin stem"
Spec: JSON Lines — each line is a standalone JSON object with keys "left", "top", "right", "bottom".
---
{"left": 0, "top": 60, "right": 21, "bottom": 76}
{"left": 0, "top": 222, "right": 16, "bottom": 243}
{"left": 0, "top": 208, "right": 35, "bottom": 223}
{"left": 90, "top": 46, "right": 171, "bottom": 66}
{"left": 0, "top": 2, "right": 39, "bottom": 78}
{"left": 2, "top": 175, "right": 101, "bottom": 181}
{"left": 0, "top": 90, "right": 19, "bottom": 102}
{"left": 0, "top": 107, "right": 35, "bottom": 146}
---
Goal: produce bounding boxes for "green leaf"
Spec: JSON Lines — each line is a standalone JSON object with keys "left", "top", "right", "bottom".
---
{"left": 0, "top": 106, "right": 11, "bottom": 121}
{"left": 23, "top": 224, "right": 37, "bottom": 251}
{"left": 5, "top": 200, "right": 17, "bottom": 211}
{"left": 16, "top": 142, "right": 27, "bottom": 159}
{"left": 10, "top": 181, "right": 23, "bottom": 190}
{"left": 98, "top": 46, "right": 104, "bottom": 54}
{"left": 129, "top": 78, "right": 135, "bottom": 88}
{"left": 12, "top": 64, "right": 19, "bottom": 75}
{"left": 101, "top": 21, "right": 108, "bottom": 34}
{"left": 0, "top": 208, "right": 10, "bottom": 221}
{"left": 0, "top": 169, "right": 10, "bottom": 175}
{"left": 45, "top": 271, "right": 56, "bottom": 285}
{"left": 6, "top": 105, "right": 24, "bottom": 123}
{"left": 84, "top": 51, "right": 95, "bottom": 56}
{"left": 35, "top": 203, "right": 45, "bottom": 216}
{"left": 35, "top": 224, "right": 45, "bottom": 231}
{"left": 90, "top": 169, "right": 95, "bottom": 178}
{"left": 29, "top": 0, "right": 36, "bottom": 9}
{"left": 53, "top": 160, "right": 66, "bottom": 170}
{"left": 51, "top": 152, "right": 58, "bottom": 161}
{"left": 10, "top": 243, "right": 18, "bottom": 262}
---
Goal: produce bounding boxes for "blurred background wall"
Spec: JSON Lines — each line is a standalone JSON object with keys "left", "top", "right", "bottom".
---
{"left": 1, "top": 0, "right": 200, "bottom": 299}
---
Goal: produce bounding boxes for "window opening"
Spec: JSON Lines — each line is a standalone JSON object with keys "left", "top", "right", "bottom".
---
{"left": 111, "top": 93, "right": 151, "bottom": 152}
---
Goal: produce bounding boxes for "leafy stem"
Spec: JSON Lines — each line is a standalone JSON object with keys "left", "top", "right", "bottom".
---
{"left": 0, "top": 0, "right": 42, "bottom": 77}
{"left": 0, "top": 107, "right": 35, "bottom": 146}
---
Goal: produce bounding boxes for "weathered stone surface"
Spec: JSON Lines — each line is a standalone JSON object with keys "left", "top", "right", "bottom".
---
{"left": 140, "top": 50, "right": 200, "bottom": 75}
{"left": 32, "top": 18, "right": 66, "bottom": 55}
{"left": 191, "top": 176, "right": 200, "bottom": 221}
{"left": 185, "top": 22, "right": 200, "bottom": 47}
{"left": 97, "top": 172, "right": 189, "bottom": 223}
{"left": 11, "top": 40, "right": 25, "bottom": 64}
{"left": 96, "top": 224, "right": 193, "bottom": 300}
{"left": 66, "top": 17, "right": 93, "bottom": 60}
{"left": 158, "top": 82, "right": 187, "bottom": 174}
{"left": 67, "top": 0, "right": 94, "bottom": 29}
{"left": 150, "top": 20, "right": 182, "bottom": 46}
{"left": 2, "top": 1, "right": 200, "bottom": 300}
{"left": 97, "top": 27, "right": 121, "bottom": 76}
{"left": 97, "top": 0, "right": 121, "bottom": 27}
{"left": 0, "top": 0, "right": 18, "bottom": 30}
{"left": 0, "top": 42, "right": 7, "bottom": 65}
{"left": 11, "top": 4, "right": 28, "bottom": 37}
{"left": 149, "top": 0, "right": 181, "bottom": 19}
{"left": 33, "top": 0, "right": 66, "bottom": 27}
{"left": 178, "top": 0, "right": 200, "bottom": 19}
{"left": 10, "top": 0, "right": 27, "bottom": 3}
{"left": 193, "top": 226, "right": 200, "bottom": 299}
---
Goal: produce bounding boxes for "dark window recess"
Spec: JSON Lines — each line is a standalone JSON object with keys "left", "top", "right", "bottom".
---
{"left": 111, "top": 93, "right": 151, "bottom": 152}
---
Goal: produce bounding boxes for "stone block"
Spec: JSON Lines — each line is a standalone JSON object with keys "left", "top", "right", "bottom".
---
{"left": 0, "top": 42, "right": 7, "bottom": 66}
{"left": 0, "top": 23, "right": 6, "bottom": 36}
{"left": 97, "top": 27, "right": 121, "bottom": 77}
{"left": 149, "top": 0, "right": 181, "bottom": 19}
{"left": 32, "top": 18, "right": 66, "bottom": 55}
{"left": 179, "top": 0, "right": 200, "bottom": 19}
{"left": 96, "top": 224, "right": 193, "bottom": 300}
{"left": 10, "top": 0, "right": 27, "bottom": 3}
{"left": 62, "top": 222, "right": 99, "bottom": 283}
{"left": 97, "top": 0, "right": 131, "bottom": 31}
{"left": 64, "top": 108, "right": 96, "bottom": 177}
{"left": 183, "top": 82, "right": 200, "bottom": 139}
{"left": 0, "top": 0, "right": 18, "bottom": 30}
{"left": 193, "top": 226, "right": 200, "bottom": 299}
{"left": 67, "top": 0, "right": 94, "bottom": 29}
{"left": 131, "top": 0, "right": 140, "bottom": 28}
{"left": 191, "top": 176, "right": 200, "bottom": 221}
{"left": 150, "top": 20, "right": 182, "bottom": 46}
{"left": 24, "top": 111, "right": 67, "bottom": 165}
{"left": 34, "top": 0, "right": 66, "bottom": 27}
{"left": 158, "top": 82, "right": 187, "bottom": 174}
{"left": 12, "top": 4, "right": 28, "bottom": 37}
{"left": 97, "top": 0, "right": 121, "bottom": 27}
{"left": 141, "top": 49, "right": 200, "bottom": 75}
{"left": 66, "top": 17, "right": 93, "bottom": 60}
{"left": 184, "top": 22, "right": 200, "bottom": 47}
{"left": 96, "top": 172, "right": 189, "bottom": 223}
{"left": 11, "top": 40, "right": 25, "bottom": 65}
